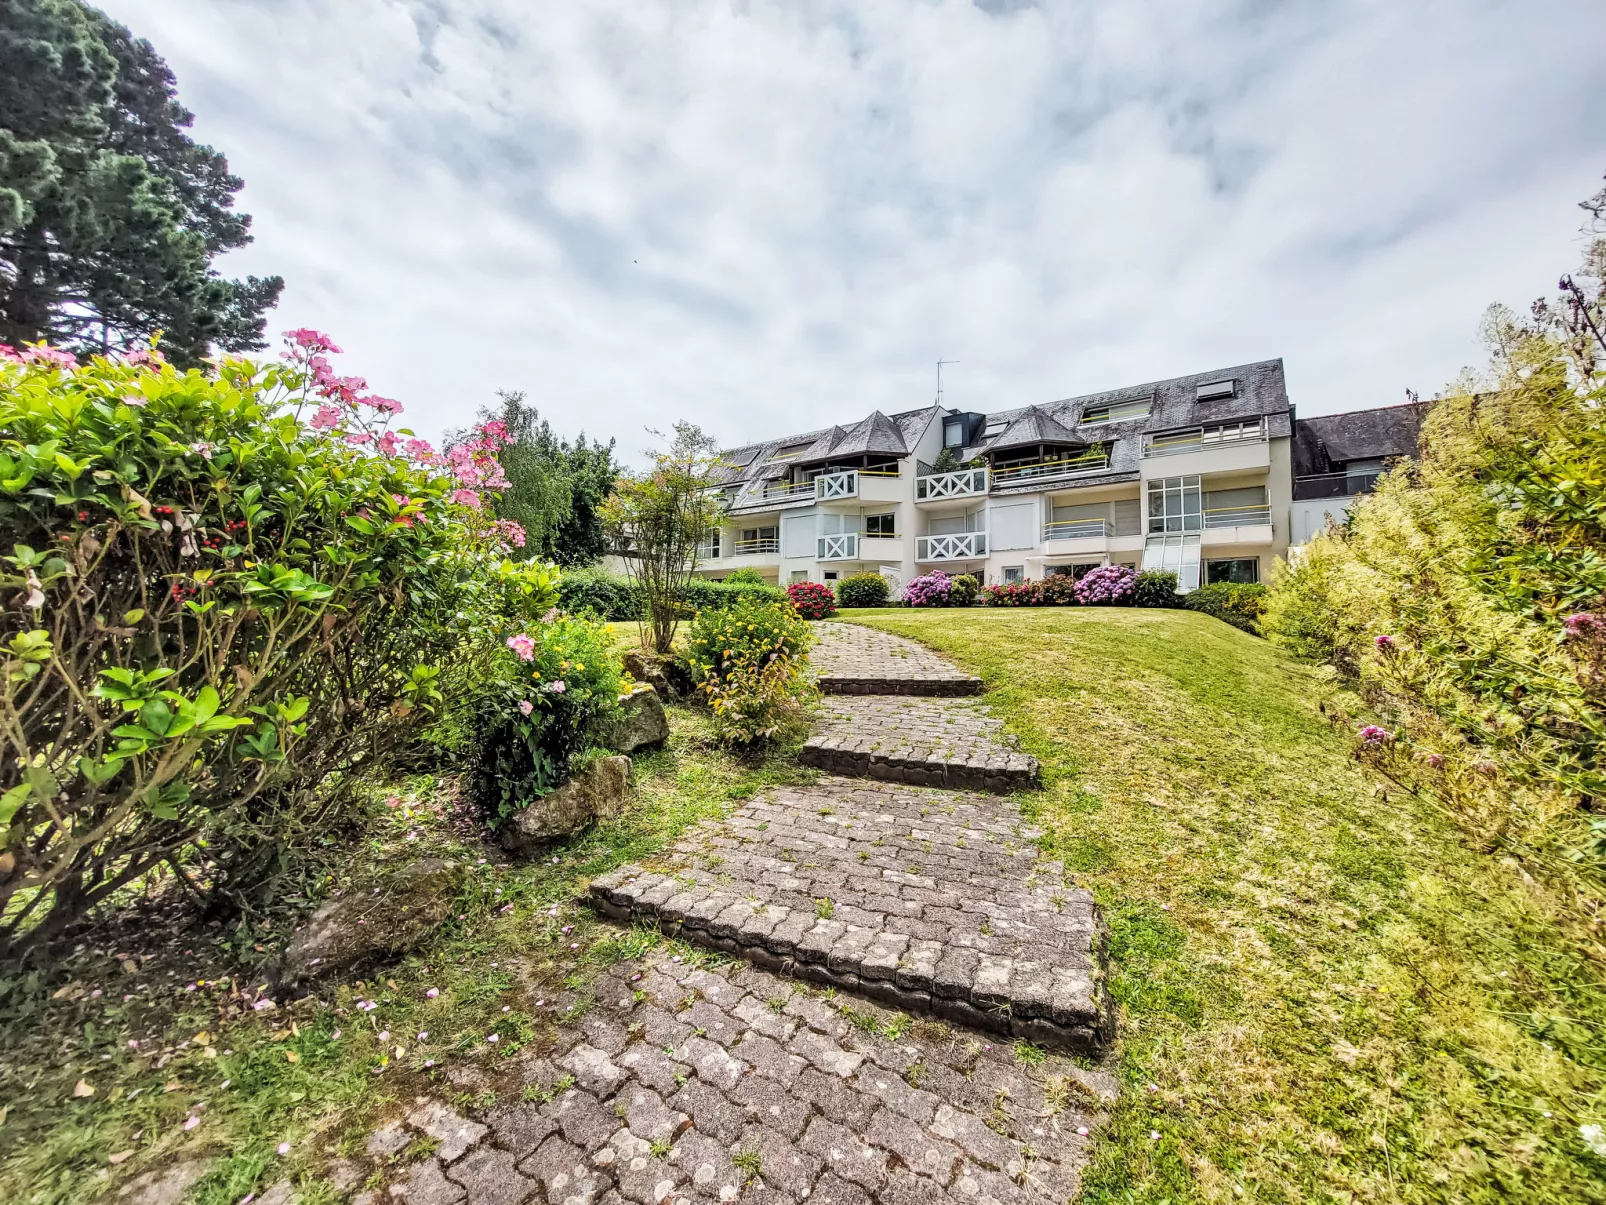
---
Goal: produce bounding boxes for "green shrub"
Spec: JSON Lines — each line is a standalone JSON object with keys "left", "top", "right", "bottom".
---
{"left": 556, "top": 571, "right": 782, "bottom": 620}
{"left": 1132, "top": 570, "right": 1179, "bottom": 607}
{"left": 1260, "top": 546, "right": 1356, "bottom": 671}
{"left": 722, "top": 566, "right": 767, "bottom": 586}
{"left": 0, "top": 334, "right": 557, "bottom": 959}
{"left": 1183, "top": 582, "right": 1266, "bottom": 633}
{"left": 948, "top": 574, "right": 980, "bottom": 606}
{"left": 836, "top": 572, "right": 889, "bottom": 608}
{"left": 684, "top": 596, "right": 816, "bottom": 745}
{"left": 1038, "top": 573, "right": 1079, "bottom": 605}
{"left": 463, "top": 616, "right": 623, "bottom": 825}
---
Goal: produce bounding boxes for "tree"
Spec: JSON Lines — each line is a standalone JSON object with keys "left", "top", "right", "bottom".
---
{"left": 601, "top": 423, "right": 724, "bottom": 653}
{"left": 455, "top": 391, "right": 619, "bottom": 566}
{"left": 0, "top": 0, "right": 282, "bottom": 364}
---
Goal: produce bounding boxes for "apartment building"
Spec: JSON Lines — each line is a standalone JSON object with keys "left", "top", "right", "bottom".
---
{"left": 697, "top": 359, "right": 1296, "bottom": 593}
{"left": 1289, "top": 400, "right": 1428, "bottom": 544}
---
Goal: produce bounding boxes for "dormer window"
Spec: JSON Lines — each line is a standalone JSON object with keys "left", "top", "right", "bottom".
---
{"left": 1196, "top": 379, "right": 1236, "bottom": 401}
{"left": 943, "top": 419, "right": 964, "bottom": 448}
{"left": 983, "top": 420, "right": 1007, "bottom": 438}
{"left": 1080, "top": 398, "right": 1152, "bottom": 426}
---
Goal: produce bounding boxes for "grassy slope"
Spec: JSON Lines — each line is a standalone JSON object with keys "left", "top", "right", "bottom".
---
{"left": 839, "top": 607, "right": 1605, "bottom": 1204}
{"left": 0, "top": 710, "right": 814, "bottom": 1205}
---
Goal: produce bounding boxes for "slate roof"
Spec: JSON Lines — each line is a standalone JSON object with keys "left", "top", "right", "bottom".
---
{"left": 719, "top": 406, "right": 937, "bottom": 511}
{"left": 1293, "top": 402, "right": 1428, "bottom": 475}
{"left": 988, "top": 406, "right": 1084, "bottom": 452}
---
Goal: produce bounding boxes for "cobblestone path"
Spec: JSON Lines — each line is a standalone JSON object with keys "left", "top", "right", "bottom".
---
{"left": 356, "top": 951, "right": 1113, "bottom": 1205}
{"left": 811, "top": 624, "right": 982, "bottom": 696}
{"left": 800, "top": 698, "right": 1038, "bottom": 793}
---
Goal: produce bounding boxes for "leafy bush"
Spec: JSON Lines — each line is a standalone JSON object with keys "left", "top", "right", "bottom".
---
{"left": 556, "top": 570, "right": 782, "bottom": 620}
{"left": 836, "top": 572, "right": 889, "bottom": 608}
{"left": 464, "top": 616, "right": 622, "bottom": 825}
{"left": 722, "top": 566, "right": 767, "bottom": 586}
{"left": 1039, "top": 573, "right": 1079, "bottom": 605}
{"left": 902, "top": 571, "right": 954, "bottom": 607}
{"left": 0, "top": 334, "right": 554, "bottom": 960}
{"left": 786, "top": 580, "right": 836, "bottom": 620}
{"left": 1184, "top": 582, "right": 1267, "bottom": 633}
{"left": 1132, "top": 569, "right": 1180, "bottom": 607}
{"left": 1259, "top": 545, "right": 1355, "bottom": 670}
{"left": 981, "top": 581, "right": 1043, "bottom": 606}
{"left": 948, "top": 574, "right": 980, "bottom": 606}
{"left": 1073, "top": 564, "right": 1136, "bottom": 605}
{"left": 684, "top": 596, "right": 816, "bottom": 744}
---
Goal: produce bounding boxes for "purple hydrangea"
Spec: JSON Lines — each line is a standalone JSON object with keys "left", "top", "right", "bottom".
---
{"left": 902, "top": 571, "right": 954, "bottom": 607}
{"left": 1072, "top": 564, "right": 1137, "bottom": 606}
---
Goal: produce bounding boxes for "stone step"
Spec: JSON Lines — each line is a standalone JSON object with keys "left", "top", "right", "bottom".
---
{"left": 799, "top": 697, "right": 1038, "bottom": 793}
{"left": 817, "top": 672, "right": 983, "bottom": 697}
{"left": 811, "top": 622, "right": 983, "bottom": 696}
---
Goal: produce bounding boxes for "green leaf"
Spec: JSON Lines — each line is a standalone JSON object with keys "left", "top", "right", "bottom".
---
{"left": 192, "top": 686, "right": 220, "bottom": 726}
{"left": 0, "top": 782, "right": 31, "bottom": 827}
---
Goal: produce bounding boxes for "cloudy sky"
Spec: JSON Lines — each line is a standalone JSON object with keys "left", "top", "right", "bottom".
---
{"left": 103, "top": 0, "right": 1606, "bottom": 458}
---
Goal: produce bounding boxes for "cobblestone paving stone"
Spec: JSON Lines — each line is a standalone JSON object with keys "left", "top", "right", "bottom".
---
{"left": 811, "top": 624, "right": 982, "bottom": 696}
{"left": 589, "top": 781, "right": 1111, "bottom": 1054}
{"left": 800, "top": 698, "right": 1038, "bottom": 794}
{"left": 357, "top": 951, "right": 1113, "bottom": 1205}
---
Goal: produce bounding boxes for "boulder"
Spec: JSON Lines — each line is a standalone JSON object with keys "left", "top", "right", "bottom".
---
{"left": 607, "top": 683, "right": 669, "bottom": 754}
{"left": 276, "top": 857, "right": 464, "bottom": 989}
{"left": 500, "top": 756, "right": 632, "bottom": 856}
{"left": 622, "top": 649, "right": 693, "bottom": 700}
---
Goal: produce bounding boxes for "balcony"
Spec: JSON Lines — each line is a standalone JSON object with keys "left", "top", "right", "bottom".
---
{"left": 817, "top": 533, "right": 859, "bottom": 560}
{"left": 990, "top": 451, "right": 1111, "bottom": 487}
{"left": 1293, "top": 470, "right": 1382, "bottom": 501}
{"left": 916, "top": 467, "right": 989, "bottom": 502}
{"left": 916, "top": 531, "right": 988, "bottom": 562}
{"left": 762, "top": 481, "right": 815, "bottom": 502}
{"left": 733, "top": 538, "right": 779, "bottom": 554}
{"left": 1203, "top": 504, "right": 1271, "bottom": 529}
{"left": 1143, "top": 419, "right": 1266, "bottom": 458}
{"left": 1043, "top": 519, "right": 1109, "bottom": 541}
{"left": 813, "top": 467, "right": 902, "bottom": 504}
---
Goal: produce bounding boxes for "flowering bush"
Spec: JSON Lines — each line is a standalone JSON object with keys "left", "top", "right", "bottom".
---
{"left": 685, "top": 596, "right": 816, "bottom": 745}
{"left": 1039, "top": 573, "right": 1079, "bottom": 605}
{"left": 981, "top": 581, "right": 1043, "bottom": 607}
{"left": 836, "top": 572, "right": 890, "bottom": 608}
{"left": 0, "top": 334, "right": 554, "bottom": 960}
{"left": 902, "top": 571, "right": 953, "bottom": 607}
{"left": 464, "top": 615, "right": 623, "bottom": 825}
{"left": 1073, "top": 564, "right": 1137, "bottom": 605}
{"left": 948, "top": 574, "right": 980, "bottom": 606}
{"left": 1133, "top": 570, "right": 1180, "bottom": 607}
{"left": 786, "top": 580, "right": 836, "bottom": 620}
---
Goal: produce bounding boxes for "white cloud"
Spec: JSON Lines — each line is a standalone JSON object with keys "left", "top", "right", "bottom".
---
{"left": 99, "top": 0, "right": 1606, "bottom": 456}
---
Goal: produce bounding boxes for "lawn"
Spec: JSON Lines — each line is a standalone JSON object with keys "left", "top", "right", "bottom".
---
{"left": 836, "top": 607, "right": 1606, "bottom": 1203}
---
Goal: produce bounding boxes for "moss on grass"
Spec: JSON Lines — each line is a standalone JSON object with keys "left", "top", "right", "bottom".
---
{"left": 842, "top": 606, "right": 1606, "bottom": 1204}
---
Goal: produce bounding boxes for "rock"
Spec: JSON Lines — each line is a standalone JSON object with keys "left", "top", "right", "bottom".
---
{"left": 276, "top": 858, "right": 464, "bottom": 988}
{"left": 499, "top": 756, "right": 632, "bottom": 856}
{"left": 116, "top": 1159, "right": 211, "bottom": 1204}
{"left": 607, "top": 683, "right": 669, "bottom": 754}
{"left": 622, "top": 650, "right": 692, "bottom": 700}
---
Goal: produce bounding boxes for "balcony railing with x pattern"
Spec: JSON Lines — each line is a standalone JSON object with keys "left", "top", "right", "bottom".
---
{"left": 817, "top": 533, "right": 859, "bottom": 560}
{"left": 916, "top": 467, "right": 989, "bottom": 500}
{"left": 916, "top": 531, "right": 988, "bottom": 561}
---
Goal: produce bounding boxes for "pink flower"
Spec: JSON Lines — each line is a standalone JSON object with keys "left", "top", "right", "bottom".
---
{"left": 518, "top": 700, "right": 534, "bottom": 716}
{"left": 310, "top": 405, "right": 341, "bottom": 430}
{"left": 377, "top": 431, "right": 400, "bottom": 457}
{"left": 507, "top": 634, "right": 536, "bottom": 661}
{"left": 1358, "top": 724, "right": 1391, "bottom": 746}
{"left": 122, "top": 393, "right": 148, "bottom": 407}
{"left": 20, "top": 343, "right": 77, "bottom": 370}
{"left": 283, "top": 328, "right": 343, "bottom": 355}
{"left": 345, "top": 432, "right": 373, "bottom": 448}
{"left": 190, "top": 441, "right": 214, "bottom": 459}
{"left": 277, "top": 1141, "right": 290, "bottom": 1156}
{"left": 426, "top": 988, "right": 439, "bottom": 999}
{"left": 364, "top": 395, "right": 404, "bottom": 415}
{"left": 404, "top": 438, "right": 437, "bottom": 463}
{"left": 1564, "top": 612, "right": 1599, "bottom": 638}
{"left": 545, "top": 679, "right": 566, "bottom": 694}
{"left": 450, "top": 488, "right": 482, "bottom": 510}
{"left": 494, "top": 519, "right": 527, "bottom": 548}
{"left": 183, "top": 1116, "right": 200, "bottom": 1131}
{"left": 1423, "top": 753, "right": 1445, "bottom": 769}
{"left": 1374, "top": 634, "right": 1395, "bottom": 650}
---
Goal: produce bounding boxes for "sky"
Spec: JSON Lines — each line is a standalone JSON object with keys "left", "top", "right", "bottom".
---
{"left": 102, "top": 0, "right": 1606, "bottom": 459}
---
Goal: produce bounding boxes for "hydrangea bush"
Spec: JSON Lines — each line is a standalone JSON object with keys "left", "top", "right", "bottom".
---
{"left": 786, "top": 580, "right": 836, "bottom": 620}
{"left": 980, "top": 581, "right": 1043, "bottom": 606}
{"left": 0, "top": 334, "right": 555, "bottom": 959}
{"left": 901, "top": 571, "right": 953, "bottom": 607}
{"left": 685, "top": 596, "right": 816, "bottom": 745}
{"left": 835, "top": 572, "right": 890, "bottom": 608}
{"left": 1073, "top": 564, "right": 1137, "bottom": 605}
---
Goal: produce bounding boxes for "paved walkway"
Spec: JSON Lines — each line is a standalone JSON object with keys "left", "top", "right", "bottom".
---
{"left": 811, "top": 624, "right": 982, "bottom": 697}
{"left": 356, "top": 950, "right": 1112, "bottom": 1205}
{"left": 800, "top": 698, "right": 1038, "bottom": 793}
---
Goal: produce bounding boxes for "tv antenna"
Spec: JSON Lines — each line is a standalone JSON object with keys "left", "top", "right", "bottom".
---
{"left": 936, "top": 359, "right": 959, "bottom": 407}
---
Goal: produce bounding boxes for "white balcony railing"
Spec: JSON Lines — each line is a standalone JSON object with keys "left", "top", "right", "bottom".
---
{"left": 1143, "top": 419, "right": 1266, "bottom": 458}
{"left": 1203, "top": 505, "right": 1272, "bottom": 529}
{"left": 916, "top": 467, "right": 989, "bottom": 500}
{"left": 815, "top": 470, "right": 858, "bottom": 501}
{"left": 1044, "top": 519, "right": 1109, "bottom": 541}
{"left": 733, "top": 538, "right": 779, "bottom": 554}
{"left": 817, "top": 533, "right": 859, "bottom": 559}
{"left": 916, "top": 531, "right": 988, "bottom": 561}
{"left": 761, "top": 481, "right": 816, "bottom": 501}
{"left": 991, "top": 452, "right": 1110, "bottom": 485}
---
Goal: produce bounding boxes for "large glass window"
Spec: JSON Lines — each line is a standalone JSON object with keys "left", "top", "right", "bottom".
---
{"left": 1147, "top": 476, "right": 1202, "bottom": 533}
{"left": 865, "top": 512, "right": 897, "bottom": 537}
{"left": 1143, "top": 534, "right": 1202, "bottom": 590}
{"left": 1003, "top": 566, "right": 1024, "bottom": 584}
{"left": 1206, "top": 558, "right": 1260, "bottom": 585}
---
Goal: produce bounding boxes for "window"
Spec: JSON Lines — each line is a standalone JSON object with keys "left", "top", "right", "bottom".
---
{"left": 1202, "top": 485, "right": 1269, "bottom": 528}
{"left": 740, "top": 525, "right": 777, "bottom": 543}
{"left": 865, "top": 512, "right": 897, "bottom": 537}
{"left": 944, "top": 419, "right": 964, "bottom": 448}
{"left": 697, "top": 533, "right": 720, "bottom": 559}
{"left": 984, "top": 420, "right": 1007, "bottom": 438}
{"left": 1079, "top": 398, "right": 1152, "bottom": 426}
{"left": 1196, "top": 379, "right": 1236, "bottom": 401}
{"left": 823, "top": 571, "right": 839, "bottom": 582}
{"left": 1003, "top": 566, "right": 1024, "bottom": 585}
{"left": 1206, "top": 558, "right": 1260, "bottom": 585}
{"left": 1143, "top": 534, "right": 1202, "bottom": 591}
{"left": 789, "top": 570, "right": 809, "bottom": 584}
{"left": 1147, "top": 475, "right": 1202, "bottom": 533}
{"left": 1113, "top": 498, "right": 1142, "bottom": 536}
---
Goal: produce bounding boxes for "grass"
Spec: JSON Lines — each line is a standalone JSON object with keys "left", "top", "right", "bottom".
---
{"left": 0, "top": 705, "right": 814, "bottom": 1205}
{"left": 838, "top": 607, "right": 1606, "bottom": 1204}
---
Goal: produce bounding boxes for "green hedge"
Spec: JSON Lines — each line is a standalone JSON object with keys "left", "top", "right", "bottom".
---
{"left": 1183, "top": 582, "right": 1267, "bottom": 633}
{"left": 558, "top": 570, "right": 785, "bottom": 620}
